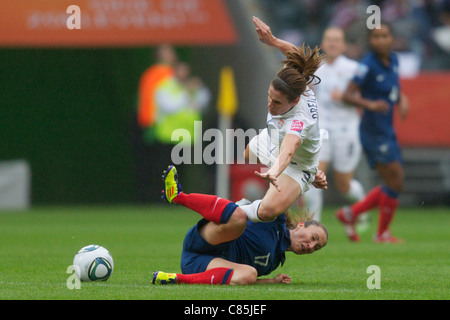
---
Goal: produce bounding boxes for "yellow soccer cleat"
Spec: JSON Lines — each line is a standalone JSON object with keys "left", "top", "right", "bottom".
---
{"left": 161, "top": 165, "right": 182, "bottom": 204}
{"left": 152, "top": 271, "right": 178, "bottom": 285}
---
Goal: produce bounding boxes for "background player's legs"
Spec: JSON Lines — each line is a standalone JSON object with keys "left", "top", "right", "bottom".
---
{"left": 334, "top": 171, "right": 369, "bottom": 232}
{"left": 343, "top": 161, "right": 403, "bottom": 241}
{"left": 374, "top": 161, "right": 403, "bottom": 239}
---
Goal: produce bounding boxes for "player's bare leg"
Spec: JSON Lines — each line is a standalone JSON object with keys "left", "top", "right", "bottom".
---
{"left": 199, "top": 208, "right": 248, "bottom": 245}
{"left": 256, "top": 173, "right": 302, "bottom": 221}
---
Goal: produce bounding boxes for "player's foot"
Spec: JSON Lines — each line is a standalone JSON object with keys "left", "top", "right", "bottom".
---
{"left": 152, "top": 271, "right": 177, "bottom": 285}
{"left": 356, "top": 212, "right": 371, "bottom": 234}
{"left": 336, "top": 206, "right": 359, "bottom": 242}
{"left": 373, "top": 230, "right": 404, "bottom": 243}
{"left": 161, "top": 165, "right": 182, "bottom": 204}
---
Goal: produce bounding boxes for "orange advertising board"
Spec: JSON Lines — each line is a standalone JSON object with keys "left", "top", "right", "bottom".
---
{"left": 0, "top": 0, "right": 238, "bottom": 47}
{"left": 396, "top": 72, "right": 450, "bottom": 147}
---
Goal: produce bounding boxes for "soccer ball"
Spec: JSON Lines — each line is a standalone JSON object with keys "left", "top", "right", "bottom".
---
{"left": 73, "top": 244, "right": 114, "bottom": 282}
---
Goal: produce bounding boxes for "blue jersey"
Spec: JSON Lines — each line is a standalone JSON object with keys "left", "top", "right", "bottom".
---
{"left": 180, "top": 214, "right": 291, "bottom": 277}
{"left": 352, "top": 51, "right": 403, "bottom": 167}
{"left": 353, "top": 51, "right": 400, "bottom": 139}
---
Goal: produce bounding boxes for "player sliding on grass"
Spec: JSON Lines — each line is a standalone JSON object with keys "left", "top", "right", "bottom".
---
{"left": 152, "top": 165, "right": 328, "bottom": 285}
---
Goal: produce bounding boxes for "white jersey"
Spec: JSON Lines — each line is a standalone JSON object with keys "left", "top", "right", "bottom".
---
{"left": 265, "top": 88, "right": 328, "bottom": 173}
{"left": 314, "top": 55, "right": 359, "bottom": 131}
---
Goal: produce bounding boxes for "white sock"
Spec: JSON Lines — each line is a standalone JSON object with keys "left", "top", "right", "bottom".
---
{"left": 344, "top": 179, "right": 365, "bottom": 203}
{"left": 240, "top": 199, "right": 263, "bottom": 223}
{"left": 303, "top": 186, "right": 323, "bottom": 221}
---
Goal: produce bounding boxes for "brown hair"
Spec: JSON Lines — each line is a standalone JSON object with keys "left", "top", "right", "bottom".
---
{"left": 286, "top": 208, "right": 328, "bottom": 241}
{"left": 271, "top": 44, "right": 324, "bottom": 102}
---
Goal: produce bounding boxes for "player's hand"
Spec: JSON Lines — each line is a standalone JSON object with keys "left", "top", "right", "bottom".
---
{"left": 272, "top": 273, "right": 292, "bottom": 284}
{"left": 252, "top": 16, "right": 277, "bottom": 47}
{"left": 331, "top": 88, "right": 343, "bottom": 101}
{"left": 312, "top": 170, "right": 327, "bottom": 189}
{"left": 254, "top": 170, "right": 280, "bottom": 192}
{"left": 367, "top": 100, "right": 389, "bottom": 112}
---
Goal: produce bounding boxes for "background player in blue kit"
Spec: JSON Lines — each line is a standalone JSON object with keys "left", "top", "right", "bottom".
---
{"left": 336, "top": 22, "right": 409, "bottom": 243}
{"left": 152, "top": 165, "right": 328, "bottom": 285}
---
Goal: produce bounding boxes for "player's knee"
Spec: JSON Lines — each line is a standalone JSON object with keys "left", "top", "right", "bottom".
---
{"left": 257, "top": 203, "right": 280, "bottom": 221}
{"left": 231, "top": 208, "right": 248, "bottom": 226}
{"left": 336, "top": 181, "right": 351, "bottom": 194}
{"left": 231, "top": 267, "right": 257, "bottom": 285}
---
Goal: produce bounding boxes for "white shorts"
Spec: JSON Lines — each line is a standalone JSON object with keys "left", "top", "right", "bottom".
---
{"left": 319, "top": 126, "right": 362, "bottom": 173}
{"left": 248, "top": 129, "right": 316, "bottom": 195}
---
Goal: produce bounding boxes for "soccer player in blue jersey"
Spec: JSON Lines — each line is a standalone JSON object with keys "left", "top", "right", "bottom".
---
{"left": 152, "top": 166, "right": 328, "bottom": 285}
{"left": 336, "top": 22, "right": 409, "bottom": 243}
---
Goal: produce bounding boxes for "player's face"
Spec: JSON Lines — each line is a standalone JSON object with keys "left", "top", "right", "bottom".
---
{"left": 290, "top": 224, "right": 327, "bottom": 255}
{"left": 321, "top": 28, "right": 346, "bottom": 60}
{"left": 369, "top": 25, "right": 393, "bottom": 56}
{"left": 267, "top": 85, "right": 297, "bottom": 116}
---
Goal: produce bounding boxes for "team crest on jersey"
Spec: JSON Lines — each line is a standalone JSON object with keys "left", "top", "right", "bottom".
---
{"left": 277, "top": 119, "right": 284, "bottom": 127}
{"left": 290, "top": 120, "right": 304, "bottom": 132}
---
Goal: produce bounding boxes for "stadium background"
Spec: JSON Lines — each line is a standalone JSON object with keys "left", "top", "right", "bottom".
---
{"left": 0, "top": 0, "right": 449, "bottom": 208}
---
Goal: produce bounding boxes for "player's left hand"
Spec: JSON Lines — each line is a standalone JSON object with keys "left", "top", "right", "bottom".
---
{"left": 254, "top": 170, "right": 280, "bottom": 192}
{"left": 272, "top": 273, "right": 292, "bottom": 284}
{"left": 312, "top": 170, "right": 327, "bottom": 189}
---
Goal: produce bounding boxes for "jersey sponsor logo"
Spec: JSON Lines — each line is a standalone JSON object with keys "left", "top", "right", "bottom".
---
{"left": 290, "top": 120, "right": 304, "bottom": 132}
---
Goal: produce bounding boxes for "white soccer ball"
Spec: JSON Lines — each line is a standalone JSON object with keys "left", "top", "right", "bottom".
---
{"left": 73, "top": 244, "right": 114, "bottom": 282}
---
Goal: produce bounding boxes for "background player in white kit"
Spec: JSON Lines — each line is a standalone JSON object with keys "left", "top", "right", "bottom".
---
{"left": 302, "top": 27, "right": 369, "bottom": 229}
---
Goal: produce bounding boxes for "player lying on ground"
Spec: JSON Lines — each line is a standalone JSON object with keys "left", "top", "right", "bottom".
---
{"left": 152, "top": 165, "right": 328, "bottom": 285}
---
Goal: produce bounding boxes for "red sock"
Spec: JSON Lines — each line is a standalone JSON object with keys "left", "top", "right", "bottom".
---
{"left": 350, "top": 186, "right": 382, "bottom": 218}
{"left": 377, "top": 191, "right": 399, "bottom": 236}
{"left": 177, "top": 268, "right": 234, "bottom": 285}
{"left": 173, "top": 192, "right": 234, "bottom": 224}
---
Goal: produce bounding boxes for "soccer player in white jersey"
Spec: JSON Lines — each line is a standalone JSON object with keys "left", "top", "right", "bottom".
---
{"left": 239, "top": 17, "right": 329, "bottom": 223}
{"left": 302, "top": 27, "right": 369, "bottom": 229}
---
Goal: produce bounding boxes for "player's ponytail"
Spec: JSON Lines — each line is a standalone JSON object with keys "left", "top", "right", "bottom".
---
{"left": 272, "top": 44, "right": 324, "bottom": 102}
{"left": 286, "top": 208, "right": 328, "bottom": 240}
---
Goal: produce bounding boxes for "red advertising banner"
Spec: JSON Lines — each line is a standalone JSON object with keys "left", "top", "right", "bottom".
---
{"left": 0, "top": 0, "right": 238, "bottom": 47}
{"left": 396, "top": 72, "right": 450, "bottom": 147}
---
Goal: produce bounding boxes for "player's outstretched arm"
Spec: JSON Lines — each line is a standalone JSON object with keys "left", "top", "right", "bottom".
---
{"left": 343, "top": 81, "right": 389, "bottom": 112}
{"left": 256, "top": 273, "right": 292, "bottom": 284}
{"left": 252, "top": 16, "right": 296, "bottom": 55}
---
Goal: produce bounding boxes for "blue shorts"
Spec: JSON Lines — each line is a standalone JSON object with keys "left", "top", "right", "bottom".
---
{"left": 360, "top": 132, "right": 403, "bottom": 168}
{"left": 180, "top": 219, "right": 231, "bottom": 274}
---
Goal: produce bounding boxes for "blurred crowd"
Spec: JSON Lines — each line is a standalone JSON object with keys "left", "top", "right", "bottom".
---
{"left": 259, "top": 0, "right": 450, "bottom": 72}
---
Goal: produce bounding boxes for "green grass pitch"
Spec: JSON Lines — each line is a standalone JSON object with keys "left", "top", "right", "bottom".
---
{"left": 0, "top": 205, "right": 448, "bottom": 300}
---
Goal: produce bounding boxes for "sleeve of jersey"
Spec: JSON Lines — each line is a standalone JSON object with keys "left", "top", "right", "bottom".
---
{"left": 352, "top": 62, "right": 370, "bottom": 87}
{"left": 284, "top": 119, "right": 306, "bottom": 142}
